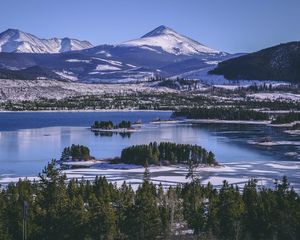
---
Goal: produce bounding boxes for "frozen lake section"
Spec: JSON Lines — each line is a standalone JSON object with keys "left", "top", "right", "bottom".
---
{"left": 1, "top": 161, "right": 299, "bottom": 192}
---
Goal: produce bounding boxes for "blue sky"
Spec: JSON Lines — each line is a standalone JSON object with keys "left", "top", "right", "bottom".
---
{"left": 1, "top": 0, "right": 299, "bottom": 53}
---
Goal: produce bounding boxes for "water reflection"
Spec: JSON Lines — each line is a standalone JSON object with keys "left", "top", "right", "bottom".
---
{"left": 93, "top": 131, "right": 132, "bottom": 138}
{"left": 0, "top": 122, "right": 298, "bottom": 178}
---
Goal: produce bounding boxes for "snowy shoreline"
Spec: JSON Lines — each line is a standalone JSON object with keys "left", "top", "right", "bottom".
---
{"left": 248, "top": 140, "right": 300, "bottom": 146}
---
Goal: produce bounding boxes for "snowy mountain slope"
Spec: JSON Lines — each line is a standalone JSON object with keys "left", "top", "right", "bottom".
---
{"left": 74, "top": 26, "right": 230, "bottom": 81}
{"left": 119, "top": 25, "right": 224, "bottom": 56}
{"left": 0, "top": 29, "right": 93, "bottom": 53}
{"left": 0, "top": 26, "right": 233, "bottom": 83}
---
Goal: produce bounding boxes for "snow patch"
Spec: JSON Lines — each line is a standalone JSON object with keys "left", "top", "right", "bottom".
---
{"left": 265, "top": 163, "right": 300, "bottom": 170}
{"left": 95, "top": 64, "right": 121, "bottom": 71}
{"left": 66, "top": 59, "right": 90, "bottom": 63}
{"left": 119, "top": 26, "right": 222, "bottom": 56}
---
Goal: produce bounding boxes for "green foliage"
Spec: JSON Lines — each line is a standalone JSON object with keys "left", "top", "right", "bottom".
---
{"left": 292, "top": 123, "right": 300, "bottom": 130}
{"left": 209, "top": 41, "right": 300, "bottom": 84}
{"left": 2, "top": 88, "right": 300, "bottom": 112}
{"left": 120, "top": 141, "right": 218, "bottom": 166}
{"left": 92, "top": 120, "right": 131, "bottom": 129}
{"left": 92, "top": 120, "right": 114, "bottom": 129}
{"left": 125, "top": 181, "right": 163, "bottom": 239}
{"left": 60, "top": 144, "right": 91, "bottom": 161}
{"left": 272, "top": 112, "right": 300, "bottom": 124}
{"left": 118, "top": 120, "right": 132, "bottom": 129}
{"left": 0, "top": 161, "right": 299, "bottom": 239}
{"left": 173, "top": 107, "right": 270, "bottom": 121}
{"left": 0, "top": 66, "right": 63, "bottom": 81}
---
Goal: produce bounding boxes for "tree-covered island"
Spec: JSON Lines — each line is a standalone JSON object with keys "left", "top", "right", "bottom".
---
{"left": 91, "top": 120, "right": 137, "bottom": 132}
{"left": 60, "top": 144, "right": 93, "bottom": 161}
{"left": 119, "top": 142, "right": 218, "bottom": 166}
{"left": 60, "top": 142, "right": 218, "bottom": 167}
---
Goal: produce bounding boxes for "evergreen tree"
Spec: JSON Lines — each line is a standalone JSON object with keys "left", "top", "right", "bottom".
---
{"left": 88, "top": 194, "right": 117, "bottom": 240}
{"left": 130, "top": 181, "right": 162, "bottom": 240}
{"left": 217, "top": 181, "right": 245, "bottom": 240}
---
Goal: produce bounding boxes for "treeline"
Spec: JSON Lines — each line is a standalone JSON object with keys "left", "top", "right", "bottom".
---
{"left": 234, "top": 99, "right": 300, "bottom": 111}
{"left": 92, "top": 120, "right": 132, "bottom": 129}
{"left": 0, "top": 161, "right": 299, "bottom": 240}
{"left": 0, "top": 66, "right": 63, "bottom": 81}
{"left": 120, "top": 142, "right": 217, "bottom": 166}
{"left": 0, "top": 93, "right": 179, "bottom": 111}
{"left": 60, "top": 144, "right": 91, "bottom": 161}
{"left": 2, "top": 90, "right": 300, "bottom": 112}
{"left": 172, "top": 107, "right": 270, "bottom": 121}
{"left": 272, "top": 112, "right": 300, "bottom": 124}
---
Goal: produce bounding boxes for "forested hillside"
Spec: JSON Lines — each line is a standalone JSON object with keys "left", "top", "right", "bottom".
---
{"left": 210, "top": 41, "right": 300, "bottom": 84}
{"left": 0, "top": 161, "right": 299, "bottom": 239}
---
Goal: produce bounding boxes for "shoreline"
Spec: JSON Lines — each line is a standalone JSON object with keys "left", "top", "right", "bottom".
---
{"left": 186, "top": 119, "right": 271, "bottom": 125}
{"left": 0, "top": 110, "right": 296, "bottom": 128}
{"left": 0, "top": 109, "right": 173, "bottom": 113}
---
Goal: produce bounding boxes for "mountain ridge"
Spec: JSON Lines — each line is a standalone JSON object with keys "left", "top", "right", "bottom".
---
{"left": 120, "top": 25, "right": 224, "bottom": 56}
{"left": 0, "top": 25, "right": 230, "bottom": 83}
{"left": 0, "top": 29, "right": 93, "bottom": 53}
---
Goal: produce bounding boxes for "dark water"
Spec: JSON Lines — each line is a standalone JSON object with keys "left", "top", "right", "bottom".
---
{"left": 0, "top": 111, "right": 299, "bottom": 181}
{"left": 0, "top": 111, "right": 171, "bottom": 131}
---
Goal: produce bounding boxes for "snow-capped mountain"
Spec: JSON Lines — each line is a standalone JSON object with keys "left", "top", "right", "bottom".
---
{"left": 119, "top": 25, "right": 223, "bottom": 56}
{"left": 0, "top": 26, "right": 232, "bottom": 83}
{"left": 0, "top": 29, "right": 93, "bottom": 53}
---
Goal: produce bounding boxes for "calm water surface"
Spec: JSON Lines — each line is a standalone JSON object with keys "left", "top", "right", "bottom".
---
{"left": 0, "top": 111, "right": 299, "bottom": 180}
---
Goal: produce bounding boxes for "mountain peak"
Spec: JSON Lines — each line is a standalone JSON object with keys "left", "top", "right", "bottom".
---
{"left": 142, "top": 25, "right": 176, "bottom": 38}
{"left": 1, "top": 28, "right": 22, "bottom": 37}
{"left": 0, "top": 29, "right": 93, "bottom": 53}
{"left": 121, "top": 25, "right": 223, "bottom": 56}
{"left": 4, "top": 28, "right": 19, "bottom": 33}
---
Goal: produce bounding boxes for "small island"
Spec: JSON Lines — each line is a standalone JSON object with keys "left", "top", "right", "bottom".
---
{"left": 118, "top": 142, "right": 218, "bottom": 166}
{"left": 60, "top": 142, "right": 218, "bottom": 169}
{"left": 91, "top": 120, "right": 139, "bottom": 133}
{"left": 60, "top": 144, "right": 94, "bottom": 161}
{"left": 59, "top": 144, "right": 101, "bottom": 168}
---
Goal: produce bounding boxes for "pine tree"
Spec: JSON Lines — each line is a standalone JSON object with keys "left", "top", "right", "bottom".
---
{"left": 88, "top": 194, "right": 117, "bottom": 240}
{"left": 143, "top": 161, "right": 150, "bottom": 182}
{"left": 116, "top": 182, "right": 134, "bottom": 238}
{"left": 130, "top": 181, "right": 162, "bottom": 239}
{"left": 217, "top": 181, "right": 245, "bottom": 240}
